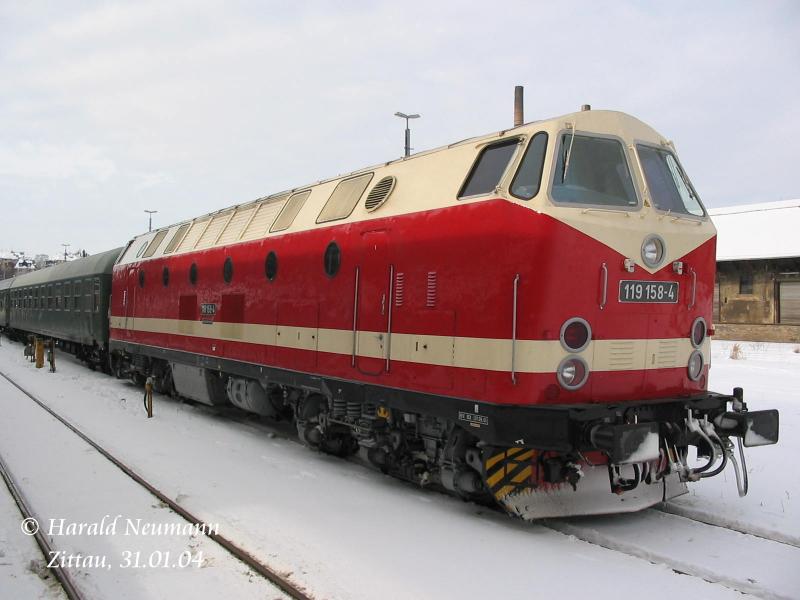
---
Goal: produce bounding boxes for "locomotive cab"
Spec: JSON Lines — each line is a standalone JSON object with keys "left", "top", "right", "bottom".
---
{"left": 467, "top": 110, "right": 779, "bottom": 518}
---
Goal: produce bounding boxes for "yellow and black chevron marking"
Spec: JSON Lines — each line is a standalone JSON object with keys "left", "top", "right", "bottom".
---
{"left": 484, "top": 447, "right": 537, "bottom": 501}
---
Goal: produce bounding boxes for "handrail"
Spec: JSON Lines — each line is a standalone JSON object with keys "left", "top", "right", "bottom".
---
{"left": 511, "top": 274, "right": 520, "bottom": 385}
{"left": 599, "top": 263, "right": 608, "bottom": 310}
{"left": 351, "top": 267, "right": 360, "bottom": 367}
{"left": 386, "top": 265, "right": 394, "bottom": 372}
{"left": 688, "top": 267, "right": 697, "bottom": 309}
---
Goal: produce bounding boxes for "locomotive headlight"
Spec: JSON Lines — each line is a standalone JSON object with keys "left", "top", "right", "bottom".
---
{"left": 641, "top": 235, "right": 666, "bottom": 268}
{"left": 560, "top": 317, "right": 591, "bottom": 352}
{"left": 557, "top": 356, "right": 589, "bottom": 390}
{"left": 691, "top": 317, "right": 707, "bottom": 348}
{"left": 687, "top": 350, "right": 704, "bottom": 381}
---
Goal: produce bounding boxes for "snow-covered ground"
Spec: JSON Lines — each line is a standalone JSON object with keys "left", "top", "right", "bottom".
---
{"left": 0, "top": 337, "right": 797, "bottom": 599}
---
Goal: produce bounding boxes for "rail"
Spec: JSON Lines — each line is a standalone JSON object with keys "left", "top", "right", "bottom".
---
{"left": 0, "top": 370, "right": 313, "bottom": 600}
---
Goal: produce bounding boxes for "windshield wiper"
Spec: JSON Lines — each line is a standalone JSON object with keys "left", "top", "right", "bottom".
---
{"left": 561, "top": 128, "right": 576, "bottom": 183}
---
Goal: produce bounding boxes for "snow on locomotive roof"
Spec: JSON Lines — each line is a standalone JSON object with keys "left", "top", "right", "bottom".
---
{"left": 709, "top": 199, "right": 800, "bottom": 262}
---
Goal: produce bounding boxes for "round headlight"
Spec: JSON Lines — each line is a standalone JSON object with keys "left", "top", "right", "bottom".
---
{"left": 687, "top": 350, "right": 704, "bottom": 381}
{"left": 560, "top": 317, "right": 591, "bottom": 352}
{"left": 641, "top": 235, "right": 666, "bottom": 268}
{"left": 557, "top": 356, "right": 589, "bottom": 390}
{"left": 691, "top": 317, "right": 707, "bottom": 348}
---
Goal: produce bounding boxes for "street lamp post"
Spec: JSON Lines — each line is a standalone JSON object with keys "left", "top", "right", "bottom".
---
{"left": 144, "top": 210, "right": 158, "bottom": 232}
{"left": 61, "top": 243, "right": 70, "bottom": 261}
{"left": 394, "top": 112, "right": 420, "bottom": 157}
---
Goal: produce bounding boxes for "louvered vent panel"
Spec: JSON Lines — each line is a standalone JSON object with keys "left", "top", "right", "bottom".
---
{"left": 608, "top": 341, "right": 635, "bottom": 370}
{"left": 177, "top": 218, "right": 210, "bottom": 252}
{"left": 242, "top": 196, "right": 288, "bottom": 240}
{"left": 365, "top": 176, "right": 396, "bottom": 212}
{"left": 426, "top": 272, "right": 437, "bottom": 308}
{"left": 394, "top": 272, "right": 405, "bottom": 307}
{"left": 195, "top": 211, "right": 233, "bottom": 249}
{"left": 317, "top": 174, "right": 373, "bottom": 223}
{"left": 654, "top": 340, "right": 680, "bottom": 368}
{"left": 217, "top": 205, "right": 257, "bottom": 245}
{"left": 142, "top": 229, "right": 169, "bottom": 258}
{"left": 271, "top": 191, "right": 310, "bottom": 232}
{"left": 163, "top": 223, "right": 191, "bottom": 254}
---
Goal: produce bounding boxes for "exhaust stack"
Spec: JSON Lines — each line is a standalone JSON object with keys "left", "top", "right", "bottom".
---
{"left": 514, "top": 86, "right": 524, "bottom": 127}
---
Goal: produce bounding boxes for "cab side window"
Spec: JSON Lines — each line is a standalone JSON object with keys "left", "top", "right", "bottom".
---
{"left": 458, "top": 139, "right": 519, "bottom": 198}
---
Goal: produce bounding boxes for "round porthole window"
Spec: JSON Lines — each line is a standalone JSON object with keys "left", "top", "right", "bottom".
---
{"left": 223, "top": 257, "right": 233, "bottom": 283}
{"left": 265, "top": 251, "right": 278, "bottom": 281}
{"left": 324, "top": 242, "right": 340, "bottom": 277}
{"left": 189, "top": 263, "right": 198, "bottom": 286}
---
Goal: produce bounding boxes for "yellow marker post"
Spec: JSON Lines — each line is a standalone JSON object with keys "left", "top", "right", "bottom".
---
{"left": 35, "top": 338, "right": 44, "bottom": 369}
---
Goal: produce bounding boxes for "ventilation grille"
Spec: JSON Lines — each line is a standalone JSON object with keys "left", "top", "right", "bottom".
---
{"left": 608, "top": 341, "right": 635, "bottom": 370}
{"left": 394, "top": 272, "right": 405, "bottom": 307}
{"left": 653, "top": 339, "right": 680, "bottom": 368}
{"left": 365, "top": 176, "right": 396, "bottom": 212}
{"left": 426, "top": 272, "right": 437, "bottom": 308}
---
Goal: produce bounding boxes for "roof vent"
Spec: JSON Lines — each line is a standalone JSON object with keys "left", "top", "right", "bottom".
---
{"left": 364, "top": 176, "right": 396, "bottom": 212}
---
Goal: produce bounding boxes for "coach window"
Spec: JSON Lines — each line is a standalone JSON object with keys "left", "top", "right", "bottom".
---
{"left": 458, "top": 139, "right": 519, "bottom": 199}
{"left": 511, "top": 132, "right": 548, "bottom": 200}
{"left": 162, "top": 267, "right": 170, "bottom": 287}
{"left": 93, "top": 278, "right": 100, "bottom": 312}
{"left": 265, "top": 251, "right": 278, "bottom": 281}
{"left": 324, "top": 242, "right": 341, "bottom": 277}
{"left": 84, "top": 279, "right": 92, "bottom": 312}
{"left": 189, "top": 263, "right": 198, "bottom": 286}
{"left": 223, "top": 257, "right": 233, "bottom": 284}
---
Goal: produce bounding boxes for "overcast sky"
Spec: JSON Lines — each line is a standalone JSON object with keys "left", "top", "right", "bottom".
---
{"left": 1, "top": 1, "right": 798, "bottom": 256}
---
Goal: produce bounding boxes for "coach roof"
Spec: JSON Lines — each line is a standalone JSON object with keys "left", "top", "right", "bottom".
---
{"left": 10, "top": 247, "right": 123, "bottom": 289}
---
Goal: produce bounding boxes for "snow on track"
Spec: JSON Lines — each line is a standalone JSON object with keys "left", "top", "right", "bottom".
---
{"left": 0, "top": 338, "right": 790, "bottom": 599}
{"left": 0, "top": 471, "right": 67, "bottom": 599}
{"left": 546, "top": 510, "right": 799, "bottom": 600}
{"left": 0, "top": 373, "right": 289, "bottom": 600}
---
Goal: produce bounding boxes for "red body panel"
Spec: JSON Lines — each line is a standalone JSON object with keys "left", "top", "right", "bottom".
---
{"left": 111, "top": 200, "right": 715, "bottom": 406}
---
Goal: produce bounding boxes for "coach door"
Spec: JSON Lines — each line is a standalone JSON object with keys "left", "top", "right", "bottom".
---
{"left": 356, "top": 230, "right": 391, "bottom": 375}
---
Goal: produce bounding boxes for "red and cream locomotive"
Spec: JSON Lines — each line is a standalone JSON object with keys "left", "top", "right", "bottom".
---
{"left": 109, "top": 106, "right": 779, "bottom": 519}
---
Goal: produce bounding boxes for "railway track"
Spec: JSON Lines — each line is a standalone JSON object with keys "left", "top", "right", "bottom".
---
{"left": 542, "top": 504, "right": 799, "bottom": 600}
{"left": 0, "top": 452, "right": 80, "bottom": 599}
{"left": 2, "top": 346, "right": 797, "bottom": 600}
{"left": 0, "top": 369, "right": 312, "bottom": 600}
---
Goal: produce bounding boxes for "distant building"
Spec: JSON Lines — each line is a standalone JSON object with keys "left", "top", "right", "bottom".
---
{"left": 710, "top": 200, "right": 800, "bottom": 342}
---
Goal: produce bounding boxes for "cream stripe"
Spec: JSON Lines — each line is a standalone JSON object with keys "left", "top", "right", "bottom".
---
{"left": 109, "top": 316, "right": 709, "bottom": 374}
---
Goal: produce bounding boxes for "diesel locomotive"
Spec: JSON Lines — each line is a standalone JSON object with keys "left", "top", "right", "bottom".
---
{"left": 3, "top": 107, "right": 779, "bottom": 519}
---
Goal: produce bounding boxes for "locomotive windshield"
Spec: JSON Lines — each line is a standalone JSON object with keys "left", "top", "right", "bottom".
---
{"left": 636, "top": 144, "right": 705, "bottom": 217}
{"left": 551, "top": 133, "right": 638, "bottom": 208}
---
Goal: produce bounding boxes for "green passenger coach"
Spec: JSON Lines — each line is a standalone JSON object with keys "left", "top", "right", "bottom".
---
{"left": 6, "top": 248, "right": 122, "bottom": 369}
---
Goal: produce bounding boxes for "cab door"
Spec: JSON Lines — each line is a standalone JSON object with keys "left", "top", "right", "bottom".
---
{"left": 356, "top": 230, "right": 391, "bottom": 375}
{"left": 123, "top": 268, "right": 137, "bottom": 338}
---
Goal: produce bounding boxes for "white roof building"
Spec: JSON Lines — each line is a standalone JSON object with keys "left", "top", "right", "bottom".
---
{"left": 709, "top": 200, "right": 800, "bottom": 262}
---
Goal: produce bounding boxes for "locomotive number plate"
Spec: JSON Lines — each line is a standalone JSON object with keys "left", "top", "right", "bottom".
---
{"left": 619, "top": 280, "right": 678, "bottom": 303}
